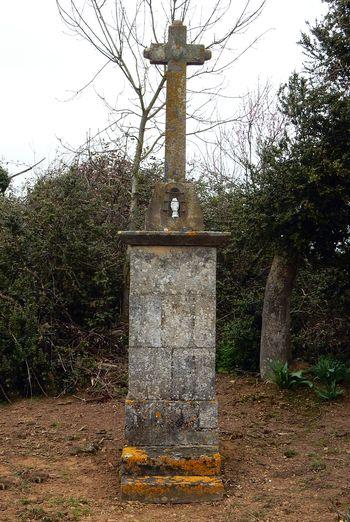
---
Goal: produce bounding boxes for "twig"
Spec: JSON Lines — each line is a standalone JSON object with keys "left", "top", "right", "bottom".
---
{"left": 26, "top": 360, "right": 33, "bottom": 399}
{"left": 73, "top": 395, "right": 86, "bottom": 402}
{"left": 0, "top": 382, "right": 12, "bottom": 404}
{"left": 9, "top": 158, "right": 45, "bottom": 180}
{"left": 33, "top": 372, "right": 49, "bottom": 398}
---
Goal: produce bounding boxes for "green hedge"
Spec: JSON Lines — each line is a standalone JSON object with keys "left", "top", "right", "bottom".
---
{"left": 1, "top": 156, "right": 349, "bottom": 397}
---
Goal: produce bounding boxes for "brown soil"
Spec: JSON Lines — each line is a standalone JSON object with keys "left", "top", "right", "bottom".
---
{"left": 0, "top": 375, "right": 349, "bottom": 521}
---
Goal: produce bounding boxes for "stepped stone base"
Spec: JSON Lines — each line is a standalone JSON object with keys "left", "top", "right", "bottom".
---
{"left": 118, "top": 233, "right": 230, "bottom": 503}
{"left": 122, "top": 446, "right": 221, "bottom": 476}
{"left": 121, "top": 446, "right": 224, "bottom": 503}
{"left": 121, "top": 475, "right": 224, "bottom": 503}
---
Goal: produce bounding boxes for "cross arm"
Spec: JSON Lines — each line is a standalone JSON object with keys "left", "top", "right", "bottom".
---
{"left": 144, "top": 44, "right": 167, "bottom": 65}
{"left": 144, "top": 43, "right": 211, "bottom": 65}
{"left": 186, "top": 44, "right": 212, "bottom": 65}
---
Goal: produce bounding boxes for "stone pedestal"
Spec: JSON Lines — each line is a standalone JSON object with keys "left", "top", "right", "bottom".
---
{"left": 118, "top": 231, "right": 230, "bottom": 503}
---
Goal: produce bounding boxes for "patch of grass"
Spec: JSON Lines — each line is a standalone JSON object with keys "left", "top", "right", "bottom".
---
{"left": 310, "top": 459, "right": 326, "bottom": 472}
{"left": 18, "top": 506, "right": 64, "bottom": 522}
{"left": 19, "top": 498, "right": 33, "bottom": 506}
{"left": 313, "top": 436, "right": 329, "bottom": 447}
{"left": 59, "top": 470, "right": 71, "bottom": 481}
{"left": 49, "top": 497, "right": 91, "bottom": 521}
{"left": 284, "top": 449, "right": 298, "bottom": 458}
{"left": 327, "top": 446, "right": 340, "bottom": 455}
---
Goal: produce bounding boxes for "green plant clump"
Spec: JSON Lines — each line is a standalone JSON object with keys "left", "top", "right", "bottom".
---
{"left": 270, "top": 361, "right": 312, "bottom": 390}
{"left": 312, "top": 355, "right": 348, "bottom": 401}
{"left": 312, "top": 356, "right": 349, "bottom": 385}
{"left": 315, "top": 380, "right": 344, "bottom": 401}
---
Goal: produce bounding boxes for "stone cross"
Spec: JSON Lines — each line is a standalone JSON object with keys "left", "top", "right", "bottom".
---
{"left": 119, "top": 19, "right": 229, "bottom": 504}
{"left": 144, "top": 20, "right": 211, "bottom": 183}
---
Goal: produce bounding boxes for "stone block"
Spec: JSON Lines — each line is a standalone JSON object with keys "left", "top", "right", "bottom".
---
{"left": 128, "top": 347, "right": 172, "bottom": 399}
{"left": 129, "top": 294, "right": 161, "bottom": 348}
{"left": 121, "top": 445, "right": 221, "bottom": 477}
{"left": 125, "top": 400, "right": 218, "bottom": 446}
{"left": 199, "top": 401, "right": 218, "bottom": 430}
{"left": 171, "top": 349, "right": 215, "bottom": 400}
{"left": 161, "top": 294, "right": 194, "bottom": 348}
{"left": 121, "top": 475, "right": 224, "bottom": 503}
{"left": 193, "top": 295, "right": 216, "bottom": 348}
{"left": 130, "top": 246, "right": 216, "bottom": 296}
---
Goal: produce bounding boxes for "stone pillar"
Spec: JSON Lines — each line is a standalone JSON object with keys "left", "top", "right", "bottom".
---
{"left": 119, "top": 232, "right": 229, "bottom": 503}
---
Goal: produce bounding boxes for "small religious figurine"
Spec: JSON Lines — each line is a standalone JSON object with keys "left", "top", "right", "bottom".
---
{"left": 170, "top": 197, "right": 180, "bottom": 218}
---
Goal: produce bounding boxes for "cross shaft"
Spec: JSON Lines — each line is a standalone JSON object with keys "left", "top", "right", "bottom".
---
{"left": 144, "top": 20, "right": 211, "bottom": 182}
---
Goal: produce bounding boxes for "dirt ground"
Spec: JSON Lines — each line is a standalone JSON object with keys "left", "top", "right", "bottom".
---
{"left": 0, "top": 374, "right": 349, "bottom": 522}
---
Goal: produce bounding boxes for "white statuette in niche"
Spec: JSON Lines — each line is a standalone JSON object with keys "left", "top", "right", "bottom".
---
{"left": 170, "top": 197, "right": 180, "bottom": 218}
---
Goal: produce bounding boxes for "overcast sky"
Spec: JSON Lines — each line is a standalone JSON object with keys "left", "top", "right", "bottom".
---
{"left": 1, "top": 0, "right": 325, "bottom": 181}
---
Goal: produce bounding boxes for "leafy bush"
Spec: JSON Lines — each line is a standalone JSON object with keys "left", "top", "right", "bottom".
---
{"left": 0, "top": 153, "right": 158, "bottom": 398}
{"left": 312, "top": 355, "right": 349, "bottom": 385}
{"left": 1, "top": 147, "right": 350, "bottom": 397}
{"left": 202, "top": 178, "right": 350, "bottom": 375}
{"left": 315, "top": 381, "right": 344, "bottom": 401}
{"left": 0, "top": 165, "right": 9, "bottom": 194}
{"left": 270, "top": 361, "right": 312, "bottom": 389}
{"left": 292, "top": 263, "right": 350, "bottom": 361}
{"left": 216, "top": 316, "right": 260, "bottom": 372}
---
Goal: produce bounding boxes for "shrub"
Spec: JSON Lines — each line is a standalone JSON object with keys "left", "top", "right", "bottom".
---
{"left": 217, "top": 315, "right": 260, "bottom": 372}
{"left": 0, "top": 153, "right": 158, "bottom": 398}
{"left": 0, "top": 165, "right": 10, "bottom": 194}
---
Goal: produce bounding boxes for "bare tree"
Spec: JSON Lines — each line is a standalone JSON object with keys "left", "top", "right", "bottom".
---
{"left": 56, "top": 0, "right": 266, "bottom": 227}
{"left": 196, "top": 83, "right": 285, "bottom": 189}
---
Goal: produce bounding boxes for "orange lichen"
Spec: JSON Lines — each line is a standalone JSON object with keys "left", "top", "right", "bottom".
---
{"left": 122, "top": 447, "right": 222, "bottom": 477}
{"left": 121, "top": 475, "right": 224, "bottom": 502}
{"left": 122, "top": 446, "right": 148, "bottom": 463}
{"left": 158, "top": 454, "right": 221, "bottom": 476}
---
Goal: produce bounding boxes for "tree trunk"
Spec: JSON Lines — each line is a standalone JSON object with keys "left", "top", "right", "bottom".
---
{"left": 260, "top": 252, "right": 298, "bottom": 380}
{"left": 129, "top": 112, "right": 148, "bottom": 230}
{"left": 121, "top": 113, "right": 148, "bottom": 322}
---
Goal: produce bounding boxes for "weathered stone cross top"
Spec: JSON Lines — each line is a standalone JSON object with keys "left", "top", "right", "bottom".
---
{"left": 142, "top": 20, "right": 211, "bottom": 231}
{"left": 144, "top": 20, "right": 211, "bottom": 183}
